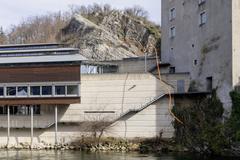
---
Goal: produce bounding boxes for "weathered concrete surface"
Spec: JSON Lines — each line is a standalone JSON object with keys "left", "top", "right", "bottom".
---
{"left": 161, "top": 0, "right": 233, "bottom": 115}
{"left": 0, "top": 73, "right": 175, "bottom": 146}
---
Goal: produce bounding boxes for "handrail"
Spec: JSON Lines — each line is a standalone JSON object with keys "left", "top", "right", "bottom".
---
{"left": 110, "top": 93, "right": 166, "bottom": 124}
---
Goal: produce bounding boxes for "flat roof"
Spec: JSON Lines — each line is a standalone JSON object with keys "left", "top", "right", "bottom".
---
{"left": 0, "top": 48, "right": 79, "bottom": 54}
{"left": 0, "top": 43, "right": 62, "bottom": 49}
{"left": 0, "top": 54, "right": 87, "bottom": 64}
{"left": 0, "top": 43, "right": 87, "bottom": 64}
{"left": 82, "top": 60, "right": 118, "bottom": 66}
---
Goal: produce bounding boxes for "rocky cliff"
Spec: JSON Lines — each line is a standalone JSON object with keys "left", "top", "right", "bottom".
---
{"left": 58, "top": 11, "right": 161, "bottom": 61}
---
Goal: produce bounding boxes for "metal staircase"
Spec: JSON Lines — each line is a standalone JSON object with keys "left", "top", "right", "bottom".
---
{"left": 111, "top": 93, "right": 166, "bottom": 124}
{"left": 32, "top": 93, "right": 166, "bottom": 129}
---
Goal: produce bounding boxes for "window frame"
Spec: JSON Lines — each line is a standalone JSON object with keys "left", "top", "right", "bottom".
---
{"left": 17, "top": 86, "right": 28, "bottom": 97}
{"left": 169, "top": 26, "right": 176, "bottom": 38}
{"left": 0, "top": 87, "right": 4, "bottom": 97}
{"left": 30, "top": 86, "right": 41, "bottom": 97}
{"left": 169, "top": 7, "right": 176, "bottom": 21}
{"left": 66, "top": 85, "right": 79, "bottom": 96}
{"left": 41, "top": 85, "right": 53, "bottom": 97}
{"left": 55, "top": 85, "right": 66, "bottom": 96}
{"left": 199, "top": 11, "right": 207, "bottom": 26}
{"left": 6, "top": 86, "right": 17, "bottom": 97}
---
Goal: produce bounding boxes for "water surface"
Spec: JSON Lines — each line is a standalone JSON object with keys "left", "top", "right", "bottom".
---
{"left": 0, "top": 150, "right": 236, "bottom": 160}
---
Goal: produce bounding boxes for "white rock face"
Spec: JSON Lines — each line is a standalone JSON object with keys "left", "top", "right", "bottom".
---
{"left": 58, "top": 12, "right": 160, "bottom": 61}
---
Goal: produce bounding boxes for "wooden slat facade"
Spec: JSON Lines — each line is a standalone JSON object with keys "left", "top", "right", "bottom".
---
{"left": 0, "top": 64, "right": 80, "bottom": 83}
{"left": 0, "top": 97, "right": 80, "bottom": 105}
{"left": 0, "top": 63, "right": 81, "bottom": 105}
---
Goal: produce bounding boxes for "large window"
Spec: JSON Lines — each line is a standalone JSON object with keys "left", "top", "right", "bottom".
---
{"left": 0, "top": 87, "right": 3, "bottom": 96}
{"left": 7, "top": 87, "right": 16, "bottom": 96}
{"left": 55, "top": 86, "right": 66, "bottom": 95}
{"left": 0, "top": 105, "right": 40, "bottom": 115}
{"left": 17, "top": 86, "right": 28, "bottom": 96}
{"left": 42, "top": 86, "right": 52, "bottom": 96}
{"left": 30, "top": 86, "right": 40, "bottom": 96}
{"left": 67, "top": 85, "right": 78, "bottom": 95}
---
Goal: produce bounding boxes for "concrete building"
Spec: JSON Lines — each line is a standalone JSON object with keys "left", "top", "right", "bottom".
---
{"left": 0, "top": 43, "right": 193, "bottom": 147}
{"left": 161, "top": 0, "right": 238, "bottom": 114}
{"left": 0, "top": 43, "right": 84, "bottom": 147}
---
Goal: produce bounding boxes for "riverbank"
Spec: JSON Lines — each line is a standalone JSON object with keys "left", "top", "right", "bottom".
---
{"left": 1, "top": 137, "right": 185, "bottom": 153}
{"left": 2, "top": 137, "right": 240, "bottom": 158}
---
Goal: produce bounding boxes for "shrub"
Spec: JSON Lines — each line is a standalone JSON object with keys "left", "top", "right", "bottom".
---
{"left": 172, "top": 91, "right": 229, "bottom": 155}
{"left": 226, "top": 91, "right": 240, "bottom": 142}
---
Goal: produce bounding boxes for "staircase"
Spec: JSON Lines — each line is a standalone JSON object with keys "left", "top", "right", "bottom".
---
{"left": 37, "top": 93, "right": 166, "bottom": 129}
{"left": 111, "top": 93, "right": 166, "bottom": 124}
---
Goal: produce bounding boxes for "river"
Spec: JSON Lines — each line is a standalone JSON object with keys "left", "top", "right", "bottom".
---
{"left": 0, "top": 150, "right": 236, "bottom": 160}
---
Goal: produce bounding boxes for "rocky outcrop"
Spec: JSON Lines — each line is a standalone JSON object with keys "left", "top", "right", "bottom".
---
{"left": 58, "top": 11, "right": 161, "bottom": 61}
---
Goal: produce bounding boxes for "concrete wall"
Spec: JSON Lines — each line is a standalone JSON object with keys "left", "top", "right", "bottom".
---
{"left": 114, "top": 58, "right": 157, "bottom": 73}
{"left": 61, "top": 73, "right": 174, "bottom": 138}
{"left": 161, "top": 0, "right": 233, "bottom": 112}
{"left": 161, "top": 73, "right": 190, "bottom": 93}
{"left": 0, "top": 73, "right": 174, "bottom": 146}
{"left": 232, "top": 0, "right": 240, "bottom": 87}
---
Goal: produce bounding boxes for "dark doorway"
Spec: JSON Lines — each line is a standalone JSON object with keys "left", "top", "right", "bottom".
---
{"left": 206, "top": 77, "right": 213, "bottom": 91}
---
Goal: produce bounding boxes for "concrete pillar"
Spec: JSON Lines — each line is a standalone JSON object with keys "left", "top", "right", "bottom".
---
{"left": 55, "top": 105, "right": 58, "bottom": 145}
{"left": 145, "top": 53, "right": 147, "bottom": 73}
{"left": 30, "top": 106, "right": 33, "bottom": 148}
{"left": 7, "top": 105, "right": 10, "bottom": 147}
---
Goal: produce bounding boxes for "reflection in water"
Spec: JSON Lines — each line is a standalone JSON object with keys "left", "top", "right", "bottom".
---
{"left": 0, "top": 150, "right": 236, "bottom": 160}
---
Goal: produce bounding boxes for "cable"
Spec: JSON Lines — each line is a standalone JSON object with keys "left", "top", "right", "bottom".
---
{"left": 155, "top": 50, "right": 183, "bottom": 125}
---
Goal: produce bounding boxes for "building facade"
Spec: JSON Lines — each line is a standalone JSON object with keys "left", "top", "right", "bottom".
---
{"left": 161, "top": 0, "right": 240, "bottom": 114}
{"left": 0, "top": 43, "right": 191, "bottom": 147}
{"left": 0, "top": 43, "right": 84, "bottom": 147}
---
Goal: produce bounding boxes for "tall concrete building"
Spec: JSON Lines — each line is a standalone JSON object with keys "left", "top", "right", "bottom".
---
{"left": 161, "top": 0, "right": 240, "bottom": 114}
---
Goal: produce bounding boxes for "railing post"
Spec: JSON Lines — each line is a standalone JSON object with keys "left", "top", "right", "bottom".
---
{"left": 55, "top": 105, "right": 58, "bottom": 145}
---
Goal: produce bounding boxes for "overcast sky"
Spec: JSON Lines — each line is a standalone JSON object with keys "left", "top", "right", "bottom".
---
{"left": 0, "top": 0, "right": 161, "bottom": 31}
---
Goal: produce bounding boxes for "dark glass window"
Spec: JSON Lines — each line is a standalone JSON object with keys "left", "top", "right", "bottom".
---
{"left": 5, "top": 105, "right": 40, "bottom": 115}
{"left": 55, "top": 86, "right": 65, "bottom": 95}
{"left": 0, "top": 105, "right": 40, "bottom": 115}
{"left": 67, "top": 85, "right": 78, "bottom": 95}
{"left": 42, "top": 86, "right": 52, "bottom": 95}
{"left": 0, "top": 87, "right": 3, "bottom": 96}
{"left": 17, "top": 86, "right": 28, "bottom": 96}
{"left": 7, "top": 87, "right": 16, "bottom": 96}
{"left": 33, "top": 105, "right": 41, "bottom": 114}
{"left": 30, "top": 86, "right": 40, "bottom": 95}
{"left": 0, "top": 106, "right": 5, "bottom": 114}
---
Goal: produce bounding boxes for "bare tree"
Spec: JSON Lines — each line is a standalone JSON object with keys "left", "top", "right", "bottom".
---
{"left": 0, "top": 27, "right": 7, "bottom": 44}
{"left": 124, "top": 5, "right": 149, "bottom": 19}
{"left": 8, "top": 12, "right": 71, "bottom": 44}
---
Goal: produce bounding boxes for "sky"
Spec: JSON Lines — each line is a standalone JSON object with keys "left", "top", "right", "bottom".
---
{"left": 0, "top": 0, "right": 161, "bottom": 31}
